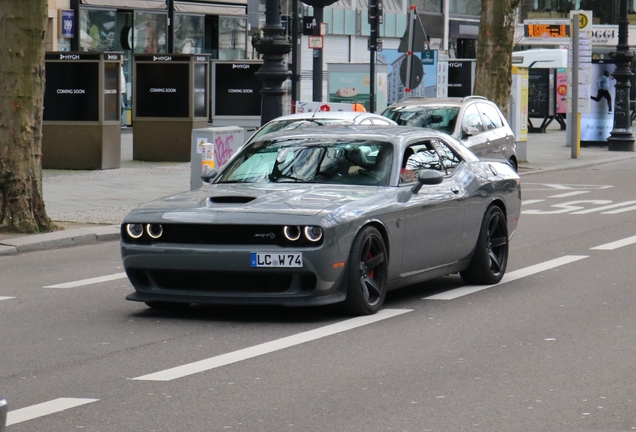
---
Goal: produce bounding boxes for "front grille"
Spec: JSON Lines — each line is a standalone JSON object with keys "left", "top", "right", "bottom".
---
{"left": 122, "top": 224, "right": 322, "bottom": 247}
{"left": 128, "top": 268, "right": 316, "bottom": 293}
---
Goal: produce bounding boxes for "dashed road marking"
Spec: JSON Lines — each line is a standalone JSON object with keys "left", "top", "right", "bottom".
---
{"left": 548, "top": 191, "right": 590, "bottom": 198}
{"left": 591, "top": 235, "right": 636, "bottom": 251}
{"left": 132, "top": 308, "right": 412, "bottom": 381}
{"left": 423, "top": 255, "right": 589, "bottom": 300}
{"left": 43, "top": 273, "right": 127, "bottom": 289}
{"left": 6, "top": 398, "right": 98, "bottom": 426}
{"left": 0, "top": 296, "right": 14, "bottom": 302}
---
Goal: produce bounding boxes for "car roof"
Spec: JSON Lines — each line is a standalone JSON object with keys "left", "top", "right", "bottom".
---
{"left": 266, "top": 111, "right": 396, "bottom": 123}
{"left": 252, "top": 125, "right": 479, "bottom": 162}
{"left": 386, "top": 96, "right": 491, "bottom": 109}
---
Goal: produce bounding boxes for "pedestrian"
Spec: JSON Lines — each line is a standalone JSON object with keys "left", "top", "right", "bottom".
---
{"left": 591, "top": 70, "right": 615, "bottom": 114}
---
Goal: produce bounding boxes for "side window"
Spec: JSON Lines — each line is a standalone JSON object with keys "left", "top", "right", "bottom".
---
{"left": 479, "top": 103, "right": 503, "bottom": 130}
{"left": 372, "top": 118, "right": 393, "bottom": 125}
{"left": 461, "top": 104, "right": 484, "bottom": 133}
{"left": 431, "top": 140, "right": 462, "bottom": 174}
{"left": 399, "top": 142, "right": 444, "bottom": 184}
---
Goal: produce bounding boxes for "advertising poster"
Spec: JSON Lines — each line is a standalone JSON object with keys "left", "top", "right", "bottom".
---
{"left": 328, "top": 63, "right": 388, "bottom": 112}
{"left": 528, "top": 68, "right": 550, "bottom": 118}
{"left": 581, "top": 61, "right": 617, "bottom": 143}
{"left": 213, "top": 62, "right": 262, "bottom": 117}
{"left": 135, "top": 62, "right": 190, "bottom": 118}
{"left": 44, "top": 62, "right": 100, "bottom": 121}
{"left": 556, "top": 68, "right": 568, "bottom": 114}
{"left": 447, "top": 60, "right": 474, "bottom": 97}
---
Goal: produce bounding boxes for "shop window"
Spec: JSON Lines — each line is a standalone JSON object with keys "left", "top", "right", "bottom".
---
{"left": 133, "top": 11, "right": 168, "bottom": 54}
{"left": 208, "top": 16, "right": 247, "bottom": 59}
{"left": 174, "top": 14, "right": 205, "bottom": 54}
{"left": 79, "top": 8, "right": 116, "bottom": 51}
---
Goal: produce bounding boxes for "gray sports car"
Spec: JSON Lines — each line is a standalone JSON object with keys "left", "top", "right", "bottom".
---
{"left": 121, "top": 126, "right": 521, "bottom": 315}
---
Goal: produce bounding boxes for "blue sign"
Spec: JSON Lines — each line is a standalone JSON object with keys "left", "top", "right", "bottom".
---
{"left": 60, "top": 10, "right": 74, "bottom": 38}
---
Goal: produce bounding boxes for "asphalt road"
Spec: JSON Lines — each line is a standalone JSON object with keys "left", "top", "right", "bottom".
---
{"left": 2, "top": 159, "right": 636, "bottom": 431}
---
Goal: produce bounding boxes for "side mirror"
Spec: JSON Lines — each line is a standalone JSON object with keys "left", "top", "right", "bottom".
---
{"left": 201, "top": 168, "right": 219, "bottom": 184}
{"left": 411, "top": 170, "right": 444, "bottom": 194}
{"left": 463, "top": 126, "right": 480, "bottom": 137}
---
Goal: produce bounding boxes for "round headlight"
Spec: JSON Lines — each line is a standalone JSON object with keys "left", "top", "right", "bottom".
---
{"left": 145, "top": 224, "right": 163, "bottom": 239}
{"left": 126, "top": 223, "right": 144, "bottom": 239}
{"left": 304, "top": 226, "right": 323, "bottom": 242}
{"left": 283, "top": 226, "right": 301, "bottom": 241}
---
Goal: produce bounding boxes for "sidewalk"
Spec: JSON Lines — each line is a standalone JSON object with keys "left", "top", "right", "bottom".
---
{"left": 1, "top": 125, "right": 636, "bottom": 256}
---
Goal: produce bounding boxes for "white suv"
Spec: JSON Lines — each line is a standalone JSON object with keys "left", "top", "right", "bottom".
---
{"left": 382, "top": 96, "right": 518, "bottom": 171}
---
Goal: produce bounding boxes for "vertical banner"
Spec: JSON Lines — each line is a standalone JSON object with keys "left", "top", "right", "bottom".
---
{"left": 581, "top": 61, "right": 617, "bottom": 143}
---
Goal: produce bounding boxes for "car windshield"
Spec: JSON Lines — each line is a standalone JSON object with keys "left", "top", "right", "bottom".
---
{"left": 249, "top": 119, "right": 356, "bottom": 142}
{"left": 383, "top": 106, "right": 459, "bottom": 134}
{"left": 216, "top": 138, "right": 394, "bottom": 186}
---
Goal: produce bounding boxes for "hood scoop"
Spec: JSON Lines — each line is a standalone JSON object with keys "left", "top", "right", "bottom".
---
{"left": 209, "top": 196, "right": 257, "bottom": 204}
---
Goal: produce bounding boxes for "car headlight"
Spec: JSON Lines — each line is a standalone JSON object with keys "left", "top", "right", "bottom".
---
{"left": 304, "top": 226, "right": 323, "bottom": 242}
{"left": 125, "top": 223, "right": 144, "bottom": 239}
{"left": 283, "top": 226, "right": 301, "bottom": 241}
{"left": 145, "top": 224, "right": 163, "bottom": 239}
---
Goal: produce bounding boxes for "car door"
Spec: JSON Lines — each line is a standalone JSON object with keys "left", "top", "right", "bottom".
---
{"left": 477, "top": 102, "right": 511, "bottom": 162}
{"left": 459, "top": 103, "right": 489, "bottom": 158}
{"left": 399, "top": 139, "right": 467, "bottom": 276}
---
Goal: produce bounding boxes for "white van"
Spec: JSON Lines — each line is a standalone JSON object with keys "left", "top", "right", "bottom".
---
{"left": 511, "top": 48, "right": 568, "bottom": 68}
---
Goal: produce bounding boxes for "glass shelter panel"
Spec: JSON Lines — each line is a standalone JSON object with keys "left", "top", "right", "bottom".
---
{"left": 133, "top": 11, "right": 168, "bottom": 54}
{"left": 79, "top": 8, "right": 116, "bottom": 52}
{"left": 174, "top": 14, "right": 205, "bottom": 54}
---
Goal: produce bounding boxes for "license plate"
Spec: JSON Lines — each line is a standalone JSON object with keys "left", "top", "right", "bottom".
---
{"left": 250, "top": 252, "right": 303, "bottom": 268}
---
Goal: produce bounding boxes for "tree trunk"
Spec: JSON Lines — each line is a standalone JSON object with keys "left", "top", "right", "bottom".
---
{"left": 474, "top": 0, "right": 520, "bottom": 118}
{"left": 0, "top": 0, "right": 56, "bottom": 234}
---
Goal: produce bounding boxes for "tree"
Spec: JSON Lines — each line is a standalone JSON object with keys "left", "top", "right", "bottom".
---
{"left": 473, "top": 0, "right": 521, "bottom": 118}
{"left": 0, "top": 0, "right": 56, "bottom": 234}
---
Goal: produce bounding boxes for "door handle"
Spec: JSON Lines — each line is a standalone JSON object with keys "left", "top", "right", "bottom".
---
{"left": 451, "top": 187, "right": 460, "bottom": 194}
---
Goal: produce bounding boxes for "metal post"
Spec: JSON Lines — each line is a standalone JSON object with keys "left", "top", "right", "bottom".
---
{"left": 253, "top": 0, "right": 292, "bottom": 125}
{"left": 369, "top": 0, "right": 377, "bottom": 112}
{"left": 570, "top": 13, "right": 580, "bottom": 158}
{"left": 404, "top": 6, "right": 416, "bottom": 96}
{"left": 290, "top": 0, "right": 302, "bottom": 109}
{"left": 312, "top": 6, "right": 324, "bottom": 102}
{"left": 608, "top": 0, "right": 635, "bottom": 151}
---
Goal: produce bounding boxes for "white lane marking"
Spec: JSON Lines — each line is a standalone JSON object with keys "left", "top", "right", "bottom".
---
{"left": 603, "top": 204, "right": 636, "bottom": 214}
{"left": 591, "top": 235, "right": 636, "bottom": 250}
{"left": 571, "top": 201, "right": 636, "bottom": 214}
{"left": 522, "top": 199, "right": 545, "bottom": 206}
{"left": 423, "top": 255, "right": 589, "bottom": 300}
{"left": 548, "top": 191, "right": 590, "bottom": 198}
{"left": 0, "top": 296, "right": 15, "bottom": 301}
{"left": 6, "top": 398, "right": 98, "bottom": 426}
{"left": 133, "top": 308, "right": 412, "bottom": 382}
{"left": 43, "top": 272, "right": 127, "bottom": 289}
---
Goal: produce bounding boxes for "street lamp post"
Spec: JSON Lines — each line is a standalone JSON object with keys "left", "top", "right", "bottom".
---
{"left": 608, "top": 0, "right": 635, "bottom": 151}
{"left": 252, "top": 0, "right": 292, "bottom": 126}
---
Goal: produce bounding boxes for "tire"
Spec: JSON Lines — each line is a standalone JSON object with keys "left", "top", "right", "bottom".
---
{"left": 460, "top": 205, "right": 508, "bottom": 285}
{"left": 344, "top": 226, "right": 388, "bottom": 315}
{"left": 508, "top": 158, "right": 518, "bottom": 172}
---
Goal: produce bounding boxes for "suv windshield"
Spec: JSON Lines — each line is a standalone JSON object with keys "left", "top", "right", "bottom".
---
{"left": 383, "top": 106, "right": 459, "bottom": 134}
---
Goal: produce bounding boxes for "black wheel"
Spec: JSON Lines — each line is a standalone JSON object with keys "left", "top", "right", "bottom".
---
{"left": 344, "top": 226, "right": 388, "bottom": 315}
{"left": 508, "top": 158, "right": 518, "bottom": 172}
{"left": 144, "top": 301, "right": 190, "bottom": 310}
{"left": 460, "top": 205, "right": 508, "bottom": 285}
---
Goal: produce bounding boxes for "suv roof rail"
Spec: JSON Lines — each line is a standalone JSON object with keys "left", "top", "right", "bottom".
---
{"left": 461, "top": 95, "right": 488, "bottom": 102}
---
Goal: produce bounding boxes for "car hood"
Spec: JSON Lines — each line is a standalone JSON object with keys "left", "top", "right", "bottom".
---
{"left": 126, "top": 183, "right": 382, "bottom": 223}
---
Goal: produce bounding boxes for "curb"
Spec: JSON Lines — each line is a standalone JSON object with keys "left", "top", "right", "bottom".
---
{"left": 0, "top": 225, "right": 120, "bottom": 256}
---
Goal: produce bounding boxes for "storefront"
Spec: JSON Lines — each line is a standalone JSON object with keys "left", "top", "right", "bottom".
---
{"left": 67, "top": 0, "right": 248, "bottom": 124}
